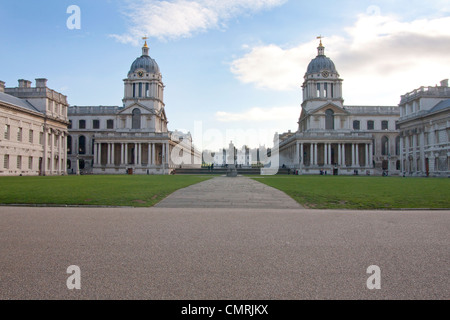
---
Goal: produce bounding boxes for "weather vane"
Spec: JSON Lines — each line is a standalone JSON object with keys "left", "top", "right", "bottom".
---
{"left": 317, "top": 35, "right": 324, "bottom": 45}
{"left": 142, "top": 36, "right": 149, "bottom": 48}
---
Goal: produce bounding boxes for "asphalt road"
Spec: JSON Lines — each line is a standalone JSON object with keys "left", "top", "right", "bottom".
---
{"left": 0, "top": 206, "right": 448, "bottom": 300}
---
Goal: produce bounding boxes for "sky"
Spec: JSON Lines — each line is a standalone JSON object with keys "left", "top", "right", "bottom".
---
{"left": 0, "top": 0, "right": 449, "bottom": 151}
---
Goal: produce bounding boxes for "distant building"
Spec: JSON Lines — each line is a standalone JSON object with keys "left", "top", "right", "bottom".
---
{"left": 276, "top": 40, "right": 400, "bottom": 175}
{"left": 0, "top": 79, "right": 69, "bottom": 176}
{"left": 205, "top": 143, "right": 268, "bottom": 167}
{"left": 67, "top": 40, "right": 201, "bottom": 174}
{"left": 397, "top": 79, "right": 450, "bottom": 177}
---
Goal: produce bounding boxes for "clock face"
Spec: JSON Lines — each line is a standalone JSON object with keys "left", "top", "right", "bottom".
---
{"left": 322, "top": 71, "right": 329, "bottom": 78}
{"left": 137, "top": 71, "right": 144, "bottom": 78}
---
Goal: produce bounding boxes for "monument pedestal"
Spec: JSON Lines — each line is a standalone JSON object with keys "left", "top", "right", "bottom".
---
{"left": 226, "top": 164, "right": 238, "bottom": 177}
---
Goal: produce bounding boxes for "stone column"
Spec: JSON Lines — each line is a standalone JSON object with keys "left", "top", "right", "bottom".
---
{"left": 137, "top": 143, "right": 141, "bottom": 165}
{"left": 338, "top": 144, "right": 341, "bottom": 166}
{"left": 314, "top": 143, "right": 318, "bottom": 166}
{"left": 120, "top": 143, "right": 124, "bottom": 165}
{"left": 300, "top": 143, "right": 304, "bottom": 165}
{"left": 124, "top": 143, "right": 128, "bottom": 165}
{"left": 328, "top": 143, "right": 332, "bottom": 165}
{"left": 310, "top": 143, "right": 313, "bottom": 166}
{"left": 365, "top": 144, "right": 369, "bottom": 167}
{"left": 369, "top": 143, "right": 373, "bottom": 167}
{"left": 111, "top": 143, "right": 115, "bottom": 166}
{"left": 148, "top": 143, "right": 151, "bottom": 166}
{"left": 351, "top": 144, "right": 355, "bottom": 167}
{"left": 400, "top": 137, "right": 404, "bottom": 173}
{"left": 134, "top": 143, "right": 137, "bottom": 165}
{"left": 355, "top": 144, "right": 360, "bottom": 167}
{"left": 58, "top": 135, "right": 63, "bottom": 172}
{"left": 166, "top": 142, "right": 170, "bottom": 166}
{"left": 324, "top": 143, "right": 328, "bottom": 166}
{"left": 152, "top": 143, "right": 155, "bottom": 165}
{"left": 106, "top": 143, "right": 111, "bottom": 165}
{"left": 99, "top": 143, "right": 103, "bottom": 165}
{"left": 50, "top": 132, "right": 54, "bottom": 173}
{"left": 420, "top": 131, "right": 425, "bottom": 173}
{"left": 296, "top": 142, "right": 300, "bottom": 165}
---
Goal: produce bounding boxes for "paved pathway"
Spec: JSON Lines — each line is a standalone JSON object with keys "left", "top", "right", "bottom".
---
{"left": 0, "top": 206, "right": 448, "bottom": 300}
{"left": 155, "top": 176, "right": 303, "bottom": 209}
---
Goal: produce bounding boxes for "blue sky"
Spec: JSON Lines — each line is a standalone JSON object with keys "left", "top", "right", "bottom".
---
{"left": 1, "top": 0, "right": 449, "bottom": 150}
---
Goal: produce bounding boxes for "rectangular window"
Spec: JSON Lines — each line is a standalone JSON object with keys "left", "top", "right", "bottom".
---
{"left": 382, "top": 120, "right": 389, "bottom": 130}
{"left": 39, "top": 132, "right": 44, "bottom": 145}
{"left": 133, "top": 83, "right": 136, "bottom": 98}
{"left": 17, "top": 155, "right": 22, "bottom": 169}
{"left": 28, "top": 157, "right": 33, "bottom": 170}
{"left": 107, "top": 119, "right": 114, "bottom": 129}
{"left": 3, "top": 155, "right": 9, "bottom": 169}
{"left": 316, "top": 83, "right": 320, "bottom": 97}
{"left": 29, "top": 129, "right": 34, "bottom": 143}
{"left": 139, "top": 82, "right": 142, "bottom": 97}
{"left": 367, "top": 120, "right": 374, "bottom": 130}
{"left": 353, "top": 120, "right": 360, "bottom": 130}
{"left": 331, "top": 84, "right": 334, "bottom": 98}
{"left": 68, "top": 120, "right": 72, "bottom": 129}
{"left": 54, "top": 135, "right": 58, "bottom": 147}
{"left": 146, "top": 83, "right": 150, "bottom": 97}
{"left": 79, "top": 120, "right": 86, "bottom": 129}
{"left": 93, "top": 120, "right": 100, "bottom": 129}
{"left": 4, "top": 124, "right": 10, "bottom": 140}
{"left": 323, "top": 83, "right": 328, "bottom": 98}
{"left": 17, "top": 128, "right": 22, "bottom": 142}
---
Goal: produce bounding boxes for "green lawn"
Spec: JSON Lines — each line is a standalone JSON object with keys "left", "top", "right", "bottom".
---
{"left": 252, "top": 175, "right": 450, "bottom": 209}
{"left": 0, "top": 175, "right": 212, "bottom": 207}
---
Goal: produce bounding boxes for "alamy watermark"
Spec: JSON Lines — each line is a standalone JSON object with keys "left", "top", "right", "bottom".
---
{"left": 366, "top": 265, "right": 381, "bottom": 290}
{"left": 66, "top": 265, "right": 81, "bottom": 290}
{"left": 66, "top": 5, "right": 81, "bottom": 30}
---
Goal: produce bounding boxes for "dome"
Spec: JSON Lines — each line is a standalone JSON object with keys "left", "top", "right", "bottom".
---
{"left": 306, "top": 55, "right": 337, "bottom": 74}
{"left": 128, "top": 55, "right": 160, "bottom": 76}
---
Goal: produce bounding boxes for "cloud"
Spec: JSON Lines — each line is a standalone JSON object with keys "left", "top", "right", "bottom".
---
{"left": 111, "top": 0, "right": 287, "bottom": 43}
{"left": 230, "top": 12, "right": 450, "bottom": 104}
{"left": 216, "top": 106, "right": 299, "bottom": 122}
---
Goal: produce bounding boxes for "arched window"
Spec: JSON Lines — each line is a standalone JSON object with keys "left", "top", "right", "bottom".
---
{"left": 381, "top": 136, "right": 389, "bottom": 156}
{"left": 79, "top": 136, "right": 86, "bottom": 155}
{"left": 325, "top": 109, "right": 334, "bottom": 130}
{"left": 67, "top": 135, "right": 72, "bottom": 154}
{"left": 132, "top": 108, "right": 141, "bottom": 129}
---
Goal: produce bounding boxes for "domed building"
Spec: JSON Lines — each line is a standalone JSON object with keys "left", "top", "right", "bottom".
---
{"left": 67, "top": 40, "right": 201, "bottom": 174}
{"left": 276, "top": 39, "right": 401, "bottom": 176}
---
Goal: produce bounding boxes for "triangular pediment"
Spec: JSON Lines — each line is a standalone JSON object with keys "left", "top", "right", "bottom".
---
{"left": 118, "top": 102, "right": 156, "bottom": 115}
{"left": 310, "top": 102, "right": 348, "bottom": 115}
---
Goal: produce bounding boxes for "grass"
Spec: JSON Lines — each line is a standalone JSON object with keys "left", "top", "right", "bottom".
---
{"left": 0, "top": 175, "right": 212, "bottom": 207}
{"left": 252, "top": 175, "right": 450, "bottom": 209}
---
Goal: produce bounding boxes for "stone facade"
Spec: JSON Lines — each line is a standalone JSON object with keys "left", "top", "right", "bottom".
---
{"left": 397, "top": 79, "right": 450, "bottom": 177}
{"left": 277, "top": 41, "right": 400, "bottom": 176}
{"left": 67, "top": 42, "right": 201, "bottom": 175}
{"left": 0, "top": 79, "right": 69, "bottom": 176}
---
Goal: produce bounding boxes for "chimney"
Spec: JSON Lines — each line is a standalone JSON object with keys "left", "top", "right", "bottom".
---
{"left": 440, "top": 79, "right": 449, "bottom": 87}
{"left": 0, "top": 81, "right": 5, "bottom": 93}
{"left": 35, "top": 78, "right": 48, "bottom": 88}
{"left": 18, "top": 79, "right": 32, "bottom": 88}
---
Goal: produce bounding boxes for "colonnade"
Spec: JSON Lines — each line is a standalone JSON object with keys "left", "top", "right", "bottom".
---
{"left": 93, "top": 141, "right": 169, "bottom": 166}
